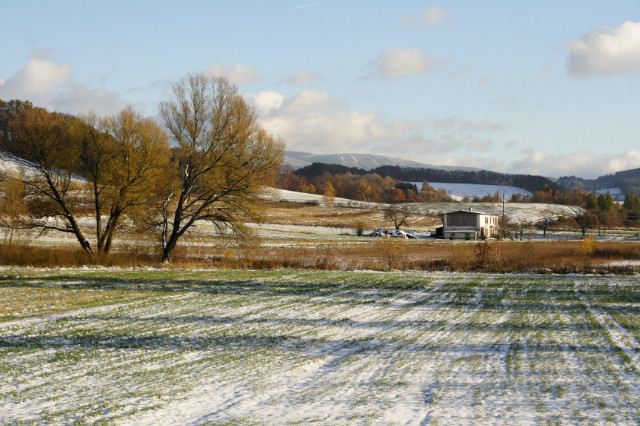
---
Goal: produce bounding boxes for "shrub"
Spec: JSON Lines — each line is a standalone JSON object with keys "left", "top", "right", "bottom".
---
{"left": 474, "top": 241, "right": 496, "bottom": 270}
{"left": 375, "top": 236, "right": 407, "bottom": 269}
{"left": 581, "top": 236, "right": 598, "bottom": 256}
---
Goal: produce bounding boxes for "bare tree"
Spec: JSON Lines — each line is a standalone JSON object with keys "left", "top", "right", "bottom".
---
{"left": 575, "top": 211, "right": 597, "bottom": 238}
{"left": 4, "top": 107, "right": 92, "bottom": 252}
{"left": 383, "top": 204, "right": 414, "bottom": 230}
{"left": 535, "top": 208, "right": 557, "bottom": 238}
{"left": 81, "top": 107, "right": 169, "bottom": 253}
{"left": 156, "top": 74, "right": 284, "bottom": 262}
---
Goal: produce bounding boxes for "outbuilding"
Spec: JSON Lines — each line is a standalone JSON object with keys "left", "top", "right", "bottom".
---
{"left": 442, "top": 208, "right": 499, "bottom": 239}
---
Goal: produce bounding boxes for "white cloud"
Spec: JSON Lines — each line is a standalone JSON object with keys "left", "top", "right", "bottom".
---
{"left": 568, "top": 21, "right": 640, "bottom": 77}
{"left": 420, "top": 6, "right": 451, "bottom": 27}
{"left": 0, "top": 55, "right": 129, "bottom": 115}
{"left": 400, "top": 15, "right": 412, "bottom": 28}
{"left": 52, "top": 86, "right": 131, "bottom": 116}
{"left": 286, "top": 70, "right": 322, "bottom": 86}
{"left": 0, "top": 56, "right": 70, "bottom": 98}
{"left": 433, "top": 149, "right": 640, "bottom": 178}
{"left": 506, "top": 149, "right": 640, "bottom": 178}
{"left": 248, "top": 89, "right": 498, "bottom": 160}
{"left": 249, "top": 88, "right": 640, "bottom": 179}
{"left": 248, "top": 89, "right": 433, "bottom": 154}
{"left": 247, "top": 91, "right": 285, "bottom": 116}
{"left": 204, "top": 64, "right": 262, "bottom": 85}
{"left": 371, "top": 48, "right": 436, "bottom": 79}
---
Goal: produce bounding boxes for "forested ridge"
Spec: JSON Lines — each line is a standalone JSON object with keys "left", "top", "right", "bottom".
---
{"left": 559, "top": 169, "right": 640, "bottom": 195}
{"left": 295, "top": 162, "right": 561, "bottom": 194}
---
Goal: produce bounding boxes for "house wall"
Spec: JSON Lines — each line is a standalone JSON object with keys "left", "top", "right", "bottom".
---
{"left": 443, "top": 211, "right": 499, "bottom": 239}
{"left": 445, "top": 212, "right": 478, "bottom": 227}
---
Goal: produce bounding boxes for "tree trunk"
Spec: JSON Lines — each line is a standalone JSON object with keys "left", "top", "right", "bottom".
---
{"left": 69, "top": 217, "right": 92, "bottom": 254}
{"left": 99, "top": 209, "right": 122, "bottom": 254}
{"left": 162, "top": 235, "right": 178, "bottom": 263}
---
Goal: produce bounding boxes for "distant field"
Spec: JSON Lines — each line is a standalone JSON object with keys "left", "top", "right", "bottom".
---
{"left": 409, "top": 181, "right": 533, "bottom": 201}
{"left": 2, "top": 269, "right": 640, "bottom": 425}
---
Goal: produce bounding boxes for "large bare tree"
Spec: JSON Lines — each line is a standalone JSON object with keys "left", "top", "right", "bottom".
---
{"left": 80, "top": 107, "right": 169, "bottom": 253}
{"left": 157, "top": 74, "right": 284, "bottom": 262}
{"left": 4, "top": 107, "right": 93, "bottom": 252}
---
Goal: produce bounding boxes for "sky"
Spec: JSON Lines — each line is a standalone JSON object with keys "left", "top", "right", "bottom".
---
{"left": 1, "top": 1, "right": 639, "bottom": 179}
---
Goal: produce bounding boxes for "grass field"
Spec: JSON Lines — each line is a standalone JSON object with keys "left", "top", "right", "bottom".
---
{"left": 2, "top": 268, "right": 640, "bottom": 425}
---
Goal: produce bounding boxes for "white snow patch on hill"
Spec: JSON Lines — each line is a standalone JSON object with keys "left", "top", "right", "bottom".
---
{"left": 0, "top": 151, "right": 25, "bottom": 175}
{"left": 284, "top": 151, "right": 478, "bottom": 172}
{"left": 264, "top": 188, "right": 583, "bottom": 224}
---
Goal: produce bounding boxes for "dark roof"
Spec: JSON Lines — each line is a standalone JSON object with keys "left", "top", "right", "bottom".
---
{"left": 445, "top": 209, "right": 498, "bottom": 216}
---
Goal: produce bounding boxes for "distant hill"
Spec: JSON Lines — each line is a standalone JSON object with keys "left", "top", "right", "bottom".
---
{"left": 293, "top": 161, "right": 559, "bottom": 195}
{"left": 284, "top": 151, "right": 479, "bottom": 172}
{"left": 559, "top": 168, "right": 640, "bottom": 197}
{"left": 368, "top": 165, "right": 560, "bottom": 194}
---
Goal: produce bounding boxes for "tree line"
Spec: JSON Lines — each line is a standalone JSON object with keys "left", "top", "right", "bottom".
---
{"left": 0, "top": 74, "right": 284, "bottom": 262}
{"left": 276, "top": 164, "right": 453, "bottom": 203}
{"left": 572, "top": 192, "right": 640, "bottom": 236}
{"left": 559, "top": 169, "right": 640, "bottom": 196}
{"left": 276, "top": 162, "right": 603, "bottom": 207}
{"left": 368, "top": 165, "right": 562, "bottom": 194}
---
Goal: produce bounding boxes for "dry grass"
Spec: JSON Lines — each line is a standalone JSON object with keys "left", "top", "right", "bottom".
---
{"left": 1, "top": 239, "right": 639, "bottom": 274}
{"left": 257, "top": 201, "right": 440, "bottom": 229}
{"left": 168, "top": 240, "right": 640, "bottom": 274}
{"left": 0, "top": 244, "right": 159, "bottom": 268}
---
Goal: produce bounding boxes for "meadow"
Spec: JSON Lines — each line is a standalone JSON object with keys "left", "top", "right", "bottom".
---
{"left": 2, "top": 268, "right": 640, "bottom": 425}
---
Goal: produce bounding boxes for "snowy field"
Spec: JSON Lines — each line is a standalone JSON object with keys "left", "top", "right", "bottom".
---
{"left": 265, "top": 188, "right": 583, "bottom": 225}
{"left": 2, "top": 269, "right": 640, "bottom": 425}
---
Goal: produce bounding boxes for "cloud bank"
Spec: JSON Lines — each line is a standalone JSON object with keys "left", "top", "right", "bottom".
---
{"left": 249, "top": 89, "right": 417, "bottom": 154}
{"left": 507, "top": 150, "right": 640, "bottom": 179}
{"left": 249, "top": 87, "right": 640, "bottom": 178}
{"left": 248, "top": 89, "right": 505, "bottom": 162}
{"left": 568, "top": 21, "right": 640, "bottom": 77}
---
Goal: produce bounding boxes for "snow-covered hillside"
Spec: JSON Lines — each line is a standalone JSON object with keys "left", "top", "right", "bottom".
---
{"left": 264, "top": 188, "right": 583, "bottom": 224}
{"left": 0, "top": 151, "right": 24, "bottom": 175}
{"left": 284, "top": 151, "right": 478, "bottom": 172}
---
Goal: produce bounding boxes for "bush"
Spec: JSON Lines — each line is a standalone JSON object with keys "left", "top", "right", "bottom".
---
{"left": 375, "top": 236, "right": 407, "bottom": 269}
{"left": 474, "top": 241, "right": 496, "bottom": 270}
{"left": 581, "top": 236, "right": 598, "bottom": 256}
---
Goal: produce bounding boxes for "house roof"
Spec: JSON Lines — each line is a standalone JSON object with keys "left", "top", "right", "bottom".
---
{"left": 445, "top": 208, "right": 498, "bottom": 216}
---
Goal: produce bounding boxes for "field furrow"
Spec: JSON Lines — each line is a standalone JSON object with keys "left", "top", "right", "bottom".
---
{"left": 1, "top": 270, "right": 640, "bottom": 425}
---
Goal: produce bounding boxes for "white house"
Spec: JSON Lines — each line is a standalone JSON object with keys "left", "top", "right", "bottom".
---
{"left": 441, "top": 209, "right": 499, "bottom": 240}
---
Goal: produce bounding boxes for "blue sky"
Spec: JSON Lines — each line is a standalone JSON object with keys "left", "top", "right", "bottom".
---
{"left": 1, "top": 1, "right": 639, "bottom": 178}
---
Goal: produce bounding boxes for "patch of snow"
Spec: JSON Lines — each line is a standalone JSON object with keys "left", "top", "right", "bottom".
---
{"left": 410, "top": 181, "right": 532, "bottom": 201}
{"left": 284, "top": 151, "right": 478, "bottom": 171}
{"left": 595, "top": 188, "right": 622, "bottom": 195}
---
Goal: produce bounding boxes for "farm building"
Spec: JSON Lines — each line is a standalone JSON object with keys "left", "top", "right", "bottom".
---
{"left": 439, "top": 208, "right": 499, "bottom": 239}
